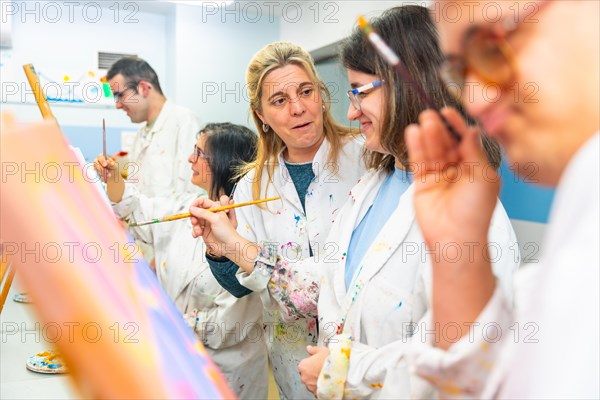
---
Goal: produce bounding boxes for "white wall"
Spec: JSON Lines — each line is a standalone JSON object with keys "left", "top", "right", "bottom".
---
{"left": 279, "top": 0, "right": 423, "bottom": 51}
{"left": 0, "top": 1, "right": 281, "bottom": 130}
{"left": 169, "top": 2, "right": 280, "bottom": 128}
{"left": 0, "top": 1, "right": 167, "bottom": 128}
{"left": 2, "top": 0, "right": 419, "bottom": 127}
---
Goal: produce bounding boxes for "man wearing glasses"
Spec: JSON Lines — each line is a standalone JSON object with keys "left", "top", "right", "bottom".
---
{"left": 107, "top": 57, "right": 203, "bottom": 197}
{"left": 406, "top": 1, "right": 598, "bottom": 399}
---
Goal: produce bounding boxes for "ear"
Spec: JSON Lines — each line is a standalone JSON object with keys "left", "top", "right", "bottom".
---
{"left": 138, "top": 80, "right": 152, "bottom": 97}
{"left": 255, "top": 109, "right": 266, "bottom": 125}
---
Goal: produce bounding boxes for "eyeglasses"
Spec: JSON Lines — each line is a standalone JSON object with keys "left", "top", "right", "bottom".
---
{"left": 192, "top": 145, "right": 210, "bottom": 163}
{"left": 113, "top": 81, "right": 139, "bottom": 103}
{"left": 347, "top": 80, "right": 384, "bottom": 111}
{"left": 439, "top": 1, "right": 553, "bottom": 96}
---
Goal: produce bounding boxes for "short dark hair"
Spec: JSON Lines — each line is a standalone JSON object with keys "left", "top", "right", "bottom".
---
{"left": 106, "top": 57, "right": 164, "bottom": 96}
{"left": 340, "top": 5, "right": 501, "bottom": 171}
{"left": 200, "top": 123, "right": 258, "bottom": 200}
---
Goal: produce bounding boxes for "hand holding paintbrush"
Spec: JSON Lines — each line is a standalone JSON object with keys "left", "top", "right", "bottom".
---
{"left": 95, "top": 118, "right": 126, "bottom": 202}
{"left": 93, "top": 154, "right": 125, "bottom": 203}
{"left": 129, "top": 196, "right": 280, "bottom": 227}
{"left": 93, "top": 154, "right": 117, "bottom": 182}
{"left": 189, "top": 195, "right": 278, "bottom": 266}
{"left": 102, "top": 118, "right": 107, "bottom": 181}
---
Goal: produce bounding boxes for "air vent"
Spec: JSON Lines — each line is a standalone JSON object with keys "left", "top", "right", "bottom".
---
{"left": 98, "top": 52, "right": 137, "bottom": 70}
{"left": 0, "top": 6, "right": 12, "bottom": 48}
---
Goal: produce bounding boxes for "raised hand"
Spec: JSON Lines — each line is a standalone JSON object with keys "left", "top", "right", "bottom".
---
{"left": 92, "top": 154, "right": 118, "bottom": 183}
{"left": 93, "top": 154, "right": 124, "bottom": 202}
{"left": 405, "top": 108, "right": 499, "bottom": 252}
{"left": 189, "top": 196, "right": 245, "bottom": 259}
{"left": 405, "top": 108, "right": 499, "bottom": 349}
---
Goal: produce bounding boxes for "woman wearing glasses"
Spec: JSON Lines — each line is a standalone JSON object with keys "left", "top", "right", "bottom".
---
{"left": 406, "top": 1, "right": 599, "bottom": 398}
{"left": 94, "top": 123, "right": 268, "bottom": 399}
{"left": 191, "top": 6, "right": 518, "bottom": 399}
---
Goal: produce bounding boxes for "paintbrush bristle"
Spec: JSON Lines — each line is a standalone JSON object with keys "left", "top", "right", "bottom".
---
{"left": 357, "top": 15, "right": 368, "bottom": 29}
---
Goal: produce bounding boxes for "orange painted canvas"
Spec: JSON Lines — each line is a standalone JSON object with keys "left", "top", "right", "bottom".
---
{"left": 0, "top": 114, "right": 235, "bottom": 399}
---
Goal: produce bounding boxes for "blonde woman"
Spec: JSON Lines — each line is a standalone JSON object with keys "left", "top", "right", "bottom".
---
{"left": 201, "top": 42, "right": 365, "bottom": 399}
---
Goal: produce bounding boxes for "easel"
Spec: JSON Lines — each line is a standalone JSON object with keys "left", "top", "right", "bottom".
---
{"left": 0, "top": 256, "right": 15, "bottom": 313}
{"left": 0, "top": 64, "right": 58, "bottom": 314}
{"left": 23, "top": 63, "right": 58, "bottom": 122}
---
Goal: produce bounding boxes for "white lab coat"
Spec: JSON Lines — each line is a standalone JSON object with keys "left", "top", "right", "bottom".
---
{"left": 234, "top": 136, "right": 366, "bottom": 399}
{"left": 250, "top": 168, "right": 519, "bottom": 399}
{"left": 127, "top": 100, "right": 203, "bottom": 197}
{"left": 409, "top": 133, "right": 600, "bottom": 399}
{"left": 113, "top": 185, "right": 268, "bottom": 399}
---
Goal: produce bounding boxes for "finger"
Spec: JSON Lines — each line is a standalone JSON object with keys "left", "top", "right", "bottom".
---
{"left": 190, "top": 197, "right": 201, "bottom": 209}
{"left": 189, "top": 206, "right": 205, "bottom": 224}
{"left": 228, "top": 207, "right": 238, "bottom": 229}
{"left": 193, "top": 198, "right": 211, "bottom": 215}
{"left": 97, "top": 154, "right": 108, "bottom": 168}
{"left": 189, "top": 205, "right": 213, "bottom": 221}
{"left": 306, "top": 345, "right": 318, "bottom": 355}
{"left": 419, "top": 110, "right": 457, "bottom": 171}
{"left": 194, "top": 206, "right": 226, "bottom": 230}
{"left": 440, "top": 107, "right": 469, "bottom": 134}
{"left": 405, "top": 123, "right": 425, "bottom": 179}
{"left": 191, "top": 225, "right": 202, "bottom": 238}
{"left": 219, "top": 194, "right": 231, "bottom": 207}
{"left": 192, "top": 198, "right": 205, "bottom": 209}
{"left": 93, "top": 161, "right": 108, "bottom": 182}
{"left": 441, "top": 108, "right": 489, "bottom": 165}
{"left": 440, "top": 107, "right": 472, "bottom": 164}
{"left": 203, "top": 197, "right": 221, "bottom": 210}
{"left": 190, "top": 199, "right": 224, "bottom": 230}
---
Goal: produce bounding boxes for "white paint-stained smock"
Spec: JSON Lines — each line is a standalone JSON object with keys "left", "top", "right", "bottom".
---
{"left": 127, "top": 100, "right": 203, "bottom": 197}
{"left": 235, "top": 136, "right": 366, "bottom": 399}
{"left": 408, "top": 133, "right": 600, "bottom": 400}
{"left": 249, "top": 168, "right": 519, "bottom": 399}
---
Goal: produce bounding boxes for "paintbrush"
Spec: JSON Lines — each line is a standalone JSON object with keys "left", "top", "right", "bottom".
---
{"left": 102, "top": 118, "right": 107, "bottom": 181}
{"left": 357, "top": 16, "right": 462, "bottom": 142}
{"left": 128, "top": 196, "right": 281, "bottom": 227}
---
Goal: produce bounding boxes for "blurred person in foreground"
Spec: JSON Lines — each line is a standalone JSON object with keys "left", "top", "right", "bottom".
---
{"left": 405, "top": 1, "right": 599, "bottom": 398}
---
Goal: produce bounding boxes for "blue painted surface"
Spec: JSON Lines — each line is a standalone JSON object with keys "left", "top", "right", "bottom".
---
{"left": 498, "top": 159, "right": 555, "bottom": 223}
{"left": 60, "top": 125, "right": 130, "bottom": 163}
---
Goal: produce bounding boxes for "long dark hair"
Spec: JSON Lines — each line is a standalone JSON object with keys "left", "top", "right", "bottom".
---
{"left": 200, "top": 123, "right": 258, "bottom": 200}
{"left": 340, "top": 5, "right": 501, "bottom": 171}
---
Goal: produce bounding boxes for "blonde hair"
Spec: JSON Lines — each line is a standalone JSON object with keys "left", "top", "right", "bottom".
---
{"left": 241, "top": 41, "right": 358, "bottom": 201}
